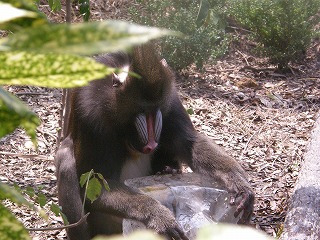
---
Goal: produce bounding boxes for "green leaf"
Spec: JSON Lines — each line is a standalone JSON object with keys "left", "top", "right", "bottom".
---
{"left": 0, "top": 20, "right": 180, "bottom": 55}
{"left": 25, "top": 186, "right": 35, "bottom": 198}
{"left": 0, "top": 182, "right": 32, "bottom": 208}
{"left": 96, "top": 173, "right": 110, "bottom": 191}
{"left": 50, "top": 203, "right": 69, "bottom": 224}
{"left": 86, "top": 177, "right": 102, "bottom": 203}
{"left": 0, "top": 87, "right": 40, "bottom": 141}
{"left": 36, "top": 193, "right": 47, "bottom": 208}
{"left": 96, "top": 173, "right": 104, "bottom": 180}
{"left": 0, "top": 52, "right": 113, "bottom": 88}
{"left": 196, "top": 0, "right": 211, "bottom": 27}
{"left": 102, "top": 181, "right": 110, "bottom": 192}
{"left": 0, "top": 183, "right": 48, "bottom": 220}
{"left": 0, "top": 203, "right": 31, "bottom": 240}
{"left": 60, "top": 211, "right": 69, "bottom": 225}
{"left": 37, "top": 208, "right": 48, "bottom": 220}
{"left": 186, "top": 108, "right": 194, "bottom": 115}
{"left": 80, "top": 171, "right": 93, "bottom": 188}
{"left": 0, "top": 2, "right": 37, "bottom": 23}
{"left": 49, "top": 203, "right": 61, "bottom": 217}
{"left": 79, "top": 0, "right": 90, "bottom": 21}
{"left": 48, "top": 0, "right": 61, "bottom": 12}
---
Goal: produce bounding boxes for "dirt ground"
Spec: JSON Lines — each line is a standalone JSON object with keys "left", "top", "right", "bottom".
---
{"left": 0, "top": 1, "right": 320, "bottom": 239}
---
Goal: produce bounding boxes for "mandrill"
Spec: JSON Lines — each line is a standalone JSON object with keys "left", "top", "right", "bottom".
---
{"left": 55, "top": 44, "right": 254, "bottom": 240}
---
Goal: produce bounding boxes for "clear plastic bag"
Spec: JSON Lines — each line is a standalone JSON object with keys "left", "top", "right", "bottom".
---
{"left": 123, "top": 173, "right": 242, "bottom": 239}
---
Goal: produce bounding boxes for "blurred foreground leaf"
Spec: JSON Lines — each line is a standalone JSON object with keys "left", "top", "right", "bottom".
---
{"left": 0, "top": 0, "right": 47, "bottom": 31}
{"left": 0, "top": 2, "right": 37, "bottom": 23}
{"left": 0, "top": 203, "right": 31, "bottom": 240}
{"left": 0, "top": 52, "right": 113, "bottom": 88}
{"left": 0, "top": 20, "right": 180, "bottom": 55}
{"left": 197, "top": 224, "right": 273, "bottom": 240}
{"left": 0, "top": 87, "right": 39, "bottom": 141}
{"left": 93, "top": 230, "right": 164, "bottom": 240}
{"left": 0, "top": 182, "right": 31, "bottom": 207}
{"left": 196, "top": 0, "right": 210, "bottom": 27}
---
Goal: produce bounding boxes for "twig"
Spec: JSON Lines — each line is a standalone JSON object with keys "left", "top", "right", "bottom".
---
{"left": 288, "top": 65, "right": 296, "bottom": 75}
{"left": 206, "top": 68, "right": 237, "bottom": 73}
{"left": 26, "top": 213, "right": 89, "bottom": 231}
{"left": 227, "top": 26, "right": 253, "bottom": 34}
{"left": 236, "top": 49, "right": 250, "bottom": 66}
{"left": 37, "top": 128, "right": 58, "bottom": 141}
{"left": 0, "top": 151, "right": 54, "bottom": 161}
{"left": 297, "top": 77, "right": 320, "bottom": 81}
{"left": 66, "top": 0, "right": 71, "bottom": 23}
{"left": 15, "top": 92, "right": 49, "bottom": 96}
{"left": 240, "top": 65, "right": 277, "bottom": 72}
{"left": 241, "top": 123, "right": 267, "bottom": 158}
{"left": 56, "top": 0, "right": 72, "bottom": 150}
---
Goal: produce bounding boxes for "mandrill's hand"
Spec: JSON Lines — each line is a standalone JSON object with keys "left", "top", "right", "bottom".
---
{"left": 190, "top": 132, "right": 255, "bottom": 224}
{"left": 144, "top": 203, "right": 188, "bottom": 240}
{"left": 228, "top": 174, "right": 255, "bottom": 224}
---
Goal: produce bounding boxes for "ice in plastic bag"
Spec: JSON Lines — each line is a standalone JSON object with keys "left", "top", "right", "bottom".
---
{"left": 123, "top": 173, "right": 242, "bottom": 239}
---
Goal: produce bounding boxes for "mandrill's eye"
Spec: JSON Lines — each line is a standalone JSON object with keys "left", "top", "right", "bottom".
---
{"left": 112, "top": 65, "right": 130, "bottom": 88}
{"left": 112, "top": 73, "right": 123, "bottom": 87}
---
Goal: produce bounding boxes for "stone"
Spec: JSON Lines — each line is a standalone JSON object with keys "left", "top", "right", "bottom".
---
{"left": 281, "top": 114, "right": 320, "bottom": 240}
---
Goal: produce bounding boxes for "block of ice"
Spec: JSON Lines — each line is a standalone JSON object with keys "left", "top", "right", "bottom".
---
{"left": 123, "top": 173, "right": 242, "bottom": 239}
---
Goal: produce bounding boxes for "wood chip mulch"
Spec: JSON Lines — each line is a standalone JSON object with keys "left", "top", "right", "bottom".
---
{"left": 1, "top": 1, "right": 319, "bottom": 239}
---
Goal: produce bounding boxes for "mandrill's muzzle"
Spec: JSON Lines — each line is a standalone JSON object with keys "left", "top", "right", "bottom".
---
{"left": 135, "top": 109, "right": 162, "bottom": 154}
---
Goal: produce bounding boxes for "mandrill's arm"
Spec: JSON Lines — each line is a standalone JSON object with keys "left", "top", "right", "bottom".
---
{"left": 56, "top": 136, "right": 188, "bottom": 240}
{"left": 55, "top": 136, "right": 91, "bottom": 239}
{"left": 87, "top": 183, "right": 188, "bottom": 240}
{"left": 159, "top": 95, "right": 254, "bottom": 223}
{"left": 190, "top": 133, "right": 254, "bottom": 223}
{"left": 57, "top": 120, "right": 253, "bottom": 239}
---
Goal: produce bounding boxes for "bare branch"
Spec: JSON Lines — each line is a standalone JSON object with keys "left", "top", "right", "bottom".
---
{"left": 26, "top": 213, "right": 89, "bottom": 232}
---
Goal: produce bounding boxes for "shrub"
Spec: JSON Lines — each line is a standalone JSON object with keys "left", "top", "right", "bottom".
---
{"left": 228, "top": 0, "right": 320, "bottom": 69}
{"left": 130, "top": 0, "right": 229, "bottom": 70}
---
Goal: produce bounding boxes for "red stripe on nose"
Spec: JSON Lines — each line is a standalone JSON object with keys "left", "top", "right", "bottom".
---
{"left": 142, "top": 112, "right": 158, "bottom": 154}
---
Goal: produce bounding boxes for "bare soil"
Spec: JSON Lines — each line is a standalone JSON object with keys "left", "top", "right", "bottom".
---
{"left": 0, "top": 1, "right": 320, "bottom": 239}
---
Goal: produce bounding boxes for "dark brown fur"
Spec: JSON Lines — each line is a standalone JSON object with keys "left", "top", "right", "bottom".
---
{"left": 55, "top": 44, "right": 254, "bottom": 240}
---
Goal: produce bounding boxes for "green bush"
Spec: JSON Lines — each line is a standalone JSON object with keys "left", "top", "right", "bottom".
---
{"left": 130, "top": 0, "right": 229, "bottom": 70}
{"left": 228, "top": 0, "right": 320, "bottom": 69}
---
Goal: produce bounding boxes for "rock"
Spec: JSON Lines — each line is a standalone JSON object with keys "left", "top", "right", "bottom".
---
{"left": 123, "top": 173, "right": 241, "bottom": 239}
{"left": 281, "top": 112, "right": 320, "bottom": 240}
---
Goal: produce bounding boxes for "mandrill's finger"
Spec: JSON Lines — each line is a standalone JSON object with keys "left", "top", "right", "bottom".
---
{"left": 165, "top": 227, "right": 189, "bottom": 240}
{"left": 229, "top": 195, "right": 236, "bottom": 205}
{"left": 233, "top": 191, "right": 254, "bottom": 224}
{"left": 234, "top": 194, "right": 246, "bottom": 217}
{"left": 238, "top": 209, "right": 252, "bottom": 224}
